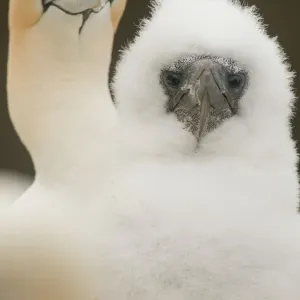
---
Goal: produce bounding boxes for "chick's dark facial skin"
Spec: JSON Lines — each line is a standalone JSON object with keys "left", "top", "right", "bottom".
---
{"left": 160, "top": 55, "right": 249, "bottom": 141}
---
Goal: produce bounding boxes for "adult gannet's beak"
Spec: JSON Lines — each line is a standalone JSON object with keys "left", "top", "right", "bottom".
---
{"left": 42, "top": 0, "right": 126, "bottom": 32}
{"left": 41, "top": 0, "right": 126, "bottom": 32}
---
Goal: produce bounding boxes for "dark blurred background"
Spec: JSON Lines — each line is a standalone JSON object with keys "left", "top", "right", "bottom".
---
{"left": 0, "top": 0, "right": 299, "bottom": 177}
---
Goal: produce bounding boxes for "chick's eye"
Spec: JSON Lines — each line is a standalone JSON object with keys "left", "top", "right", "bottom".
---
{"left": 163, "top": 71, "right": 182, "bottom": 90}
{"left": 227, "top": 73, "right": 244, "bottom": 89}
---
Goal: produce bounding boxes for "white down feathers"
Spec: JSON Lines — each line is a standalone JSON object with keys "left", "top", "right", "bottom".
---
{"left": 86, "top": 1, "right": 300, "bottom": 299}
{"left": 1, "top": 0, "right": 299, "bottom": 299}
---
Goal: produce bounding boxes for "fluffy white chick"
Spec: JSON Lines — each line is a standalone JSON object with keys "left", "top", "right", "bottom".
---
{"left": 113, "top": 0, "right": 299, "bottom": 212}
{"left": 83, "top": 0, "right": 300, "bottom": 299}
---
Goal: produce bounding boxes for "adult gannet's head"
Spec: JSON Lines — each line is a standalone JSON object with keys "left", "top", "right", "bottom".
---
{"left": 113, "top": 0, "right": 295, "bottom": 156}
{"left": 7, "top": 0, "right": 126, "bottom": 175}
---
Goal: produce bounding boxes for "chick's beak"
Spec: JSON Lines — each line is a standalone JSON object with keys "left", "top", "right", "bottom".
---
{"left": 168, "top": 59, "right": 236, "bottom": 137}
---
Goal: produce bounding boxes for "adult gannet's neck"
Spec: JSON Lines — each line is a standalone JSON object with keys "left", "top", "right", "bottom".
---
{"left": 7, "top": 3, "right": 117, "bottom": 185}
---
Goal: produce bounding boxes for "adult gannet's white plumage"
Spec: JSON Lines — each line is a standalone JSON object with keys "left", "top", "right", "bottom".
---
{"left": 0, "top": 171, "right": 31, "bottom": 207}
{"left": 0, "top": 0, "right": 126, "bottom": 299}
{"left": 8, "top": 0, "right": 120, "bottom": 202}
{"left": 1, "top": 0, "right": 300, "bottom": 299}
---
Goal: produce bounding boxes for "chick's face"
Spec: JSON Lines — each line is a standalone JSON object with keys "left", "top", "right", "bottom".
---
{"left": 160, "top": 54, "right": 248, "bottom": 140}
{"left": 114, "top": 0, "right": 294, "bottom": 143}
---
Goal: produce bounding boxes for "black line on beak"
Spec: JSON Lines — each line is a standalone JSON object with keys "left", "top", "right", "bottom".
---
{"left": 79, "top": 9, "right": 93, "bottom": 34}
{"left": 167, "top": 89, "right": 190, "bottom": 113}
{"left": 41, "top": 0, "right": 111, "bottom": 34}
